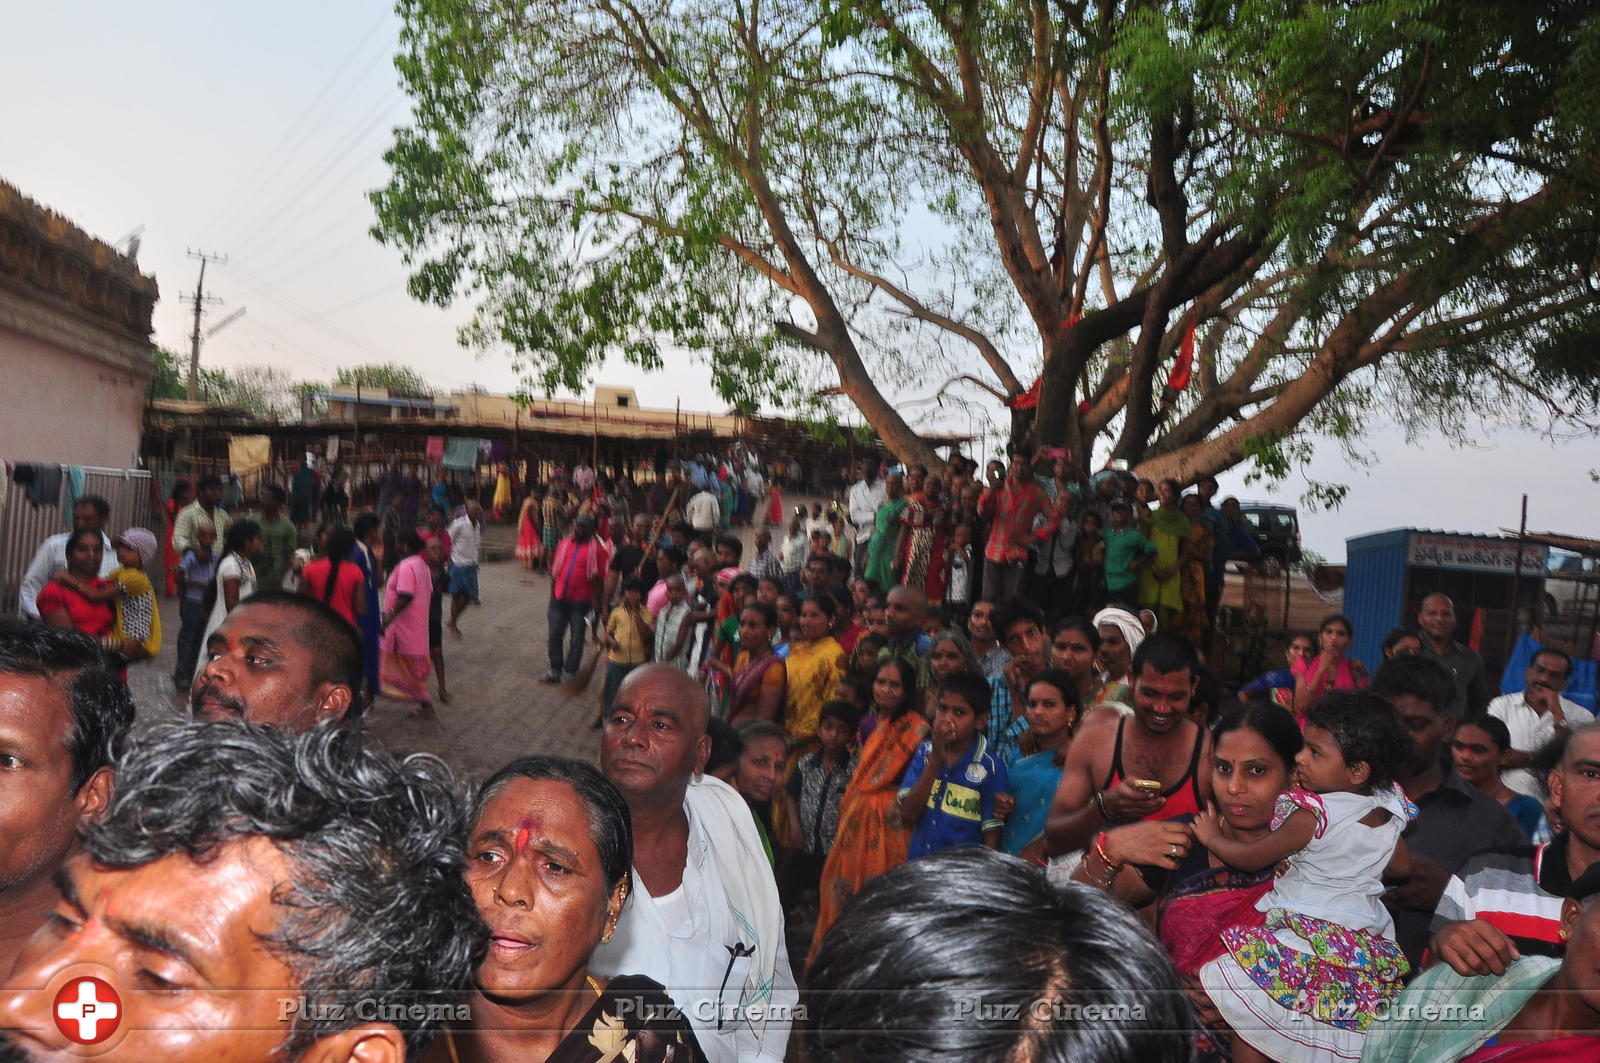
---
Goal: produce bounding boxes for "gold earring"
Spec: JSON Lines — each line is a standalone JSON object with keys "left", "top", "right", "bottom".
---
{"left": 1560, "top": 926, "right": 1571, "bottom": 942}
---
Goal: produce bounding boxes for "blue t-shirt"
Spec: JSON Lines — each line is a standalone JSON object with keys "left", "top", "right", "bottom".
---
{"left": 179, "top": 549, "right": 217, "bottom": 604}
{"left": 900, "top": 734, "right": 1008, "bottom": 860}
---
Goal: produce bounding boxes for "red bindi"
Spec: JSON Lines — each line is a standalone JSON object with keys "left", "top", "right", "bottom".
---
{"left": 513, "top": 816, "right": 539, "bottom": 855}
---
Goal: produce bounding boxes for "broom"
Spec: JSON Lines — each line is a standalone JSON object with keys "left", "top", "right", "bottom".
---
{"left": 564, "top": 484, "right": 683, "bottom": 700}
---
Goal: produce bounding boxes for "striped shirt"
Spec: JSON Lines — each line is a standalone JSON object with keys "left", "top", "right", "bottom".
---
{"left": 1430, "top": 834, "right": 1579, "bottom": 959}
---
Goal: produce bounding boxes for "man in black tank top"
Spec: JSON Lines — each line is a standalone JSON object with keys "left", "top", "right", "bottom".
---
{"left": 1045, "top": 632, "right": 1214, "bottom": 859}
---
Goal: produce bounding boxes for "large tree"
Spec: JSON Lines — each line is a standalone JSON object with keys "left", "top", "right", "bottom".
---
{"left": 373, "top": 0, "right": 1600, "bottom": 480}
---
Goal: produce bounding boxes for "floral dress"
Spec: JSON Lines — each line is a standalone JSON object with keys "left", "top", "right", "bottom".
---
{"left": 1200, "top": 785, "right": 1417, "bottom": 1063}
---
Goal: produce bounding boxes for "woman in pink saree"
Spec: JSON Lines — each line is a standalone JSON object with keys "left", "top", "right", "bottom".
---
{"left": 380, "top": 530, "right": 436, "bottom": 719}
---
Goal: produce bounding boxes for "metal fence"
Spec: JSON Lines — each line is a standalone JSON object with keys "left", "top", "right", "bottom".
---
{"left": 1, "top": 464, "right": 164, "bottom": 617}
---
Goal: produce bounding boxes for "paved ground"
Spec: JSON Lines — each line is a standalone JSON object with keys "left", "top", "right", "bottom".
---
{"left": 125, "top": 508, "right": 813, "bottom": 782}
{"left": 129, "top": 554, "right": 615, "bottom": 782}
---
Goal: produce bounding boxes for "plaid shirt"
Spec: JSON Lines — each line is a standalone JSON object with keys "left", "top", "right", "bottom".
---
{"left": 747, "top": 549, "right": 783, "bottom": 584}
{"left": 977, "top": 482, "right": 1058, "bottom": 564}
{"left": 985, "top": 673, "right": 1028, "bottom": 764}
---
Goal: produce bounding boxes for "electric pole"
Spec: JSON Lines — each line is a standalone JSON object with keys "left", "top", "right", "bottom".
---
{"left": 184, "top": 249, "right": 227, "bottom": 400}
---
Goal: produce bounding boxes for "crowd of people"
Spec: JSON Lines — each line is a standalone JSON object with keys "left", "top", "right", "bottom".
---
{"left": 3, "top": 444, "right": 1598, "bottom": 1063}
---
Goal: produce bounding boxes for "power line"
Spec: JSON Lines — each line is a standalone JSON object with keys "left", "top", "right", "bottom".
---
{"left": 199, "top": 9, "right": 392, "bottom": 238}
{"left": 223, "top": 97, "right": 402, "bottom": 260}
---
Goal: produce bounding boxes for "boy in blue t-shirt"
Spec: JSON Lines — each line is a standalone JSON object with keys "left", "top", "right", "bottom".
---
{"left": 897, "top": 670, "right": 1008, "bottom": 859}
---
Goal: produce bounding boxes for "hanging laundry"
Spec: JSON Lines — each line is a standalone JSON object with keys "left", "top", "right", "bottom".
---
{"left": 63, "top": 466, "right": 86, "bottom": 527}
{"left": 425, "top": 436, "right": 446, "bottom": 466}
{"left": 442, "top": 437, "right": 480, "bottom": 470}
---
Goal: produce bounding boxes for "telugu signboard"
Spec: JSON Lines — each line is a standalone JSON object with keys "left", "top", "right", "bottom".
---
{"left": 1407, "top": 533, "right": 1549, "bottom": 575}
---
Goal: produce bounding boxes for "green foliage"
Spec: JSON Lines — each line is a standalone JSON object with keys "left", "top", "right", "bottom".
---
{"left": 331, "top": 363, "right": 435, "bottom": 397}
{"left": 373, "top": 0, "right": 1600, "bottom": 476}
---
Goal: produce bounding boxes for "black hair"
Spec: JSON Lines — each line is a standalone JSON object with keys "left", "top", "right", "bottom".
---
{"left": 73, "top": 494, "right": 111, "bottom": 519}
{"left": 742, "top": 600, "right": 779, "bottom": 632}
{"left": 716, "top": 534, "right": 744, "bottom": 562}
{"left": 1026, "top": 666, "right": 1083, "bottom": 717}
{"left": 808, "top": 847, "right": 1192, "bottom": 1063}
{"left": 805, "top": 592, "right": 841, "bottom": 623}
{"left": 1306, "top": 691, "right": 1408, "bottom": 790}
{"left": 1131, "top": 630, "right": 1200, "bottom": 679}
{"left": 196, "top": 476, "right": 223, "bottom": 491}
{"left": 1213, "top": 701, "right": 1304, "bottom": 772}
{"left": 756, "top": 575, "right": 784, "bottom": 596}
{"left": 705, "top": 717, "right": 743, "bottom": 777}
{"left": 622, "top": 576, "right": 649, "bottom": 595}
{"left": 85, "top": 721, "right": 481, "bottom": 1057}
{"left": 319, "top": 526, "right": 358, "bottom": 605}
{"left": 63, "top": 527, "right": 102, "bottom": 561}
{"left": 352, "top": 512, "right": 381, "bottom": 542}
{"left": 819, "top": 698, "right": 863, "bottom": 732}
{"left": 659, "top": 545, "right": 687, "bottom": 568}
{"left": 0, "top": 620, "right": 134, "bottom": 793}
{"left": 202, "top": 518, "right": 262, "bottom": 618}
{"left": 233, "top": 589, "right": 364, "bottom": 694}
{"left": 734, "top": 719, "right": 789, "bottom": 752}
{"left": 1371, "top": 654, "right": 1459, "bottom": 719}
{"left": 730, "top": 573, "right": 757, "bottom": 594}
{"left": 473, "top": 755, "right": 633, "bottom": 889}
{"left": 1051, "top": 616, "right": 1101, "bottom": 654}
{"left": 1457, "top": 713, "right": 1513, "bottom": 753}
{"left": 835, "top": 671, "right": 872, "bottom": 705}
{"left": 939, "top": 670, "right": 993, "bottom": 718}
{"left": 262, "top": 483, "right": 287, "bottom": 505}
{"left": 874, "top": 655, "right": 921, "bottom": 721}
{"left": 1380, "top": 627, "right": 1419, "bottom": 656}
{"left": 993, "top": 596, "right": 1045, "bottom": 643}
{"left": 1531, "top": 646, "right": 1574, "bottom": 680}
{"left": 398, "top": 529, "right": 425, "bottom": 555}
{"left": 1319, "top": 612, "right": 1354, "bottom": 637}
{"left": 429, "top": 502, "right": 448, "bottom": 518}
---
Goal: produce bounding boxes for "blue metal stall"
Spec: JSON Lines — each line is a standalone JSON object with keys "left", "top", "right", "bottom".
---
{"left": 1345, "top": 529, "right": 1548, "bottom": 686}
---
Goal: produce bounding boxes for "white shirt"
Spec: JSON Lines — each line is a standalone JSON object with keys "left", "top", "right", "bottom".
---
{"left": 780, "top": 532, "right": 809, "bottom": 572}
{"left": 686, "top": 490, "right": 720, "bottom": 531}
{"left": 17, "top": 531, "right": 117, "bottom": 618}
{"left": 591, "top": 778, "right": 797, "bottom": 1063}
{"left": 1488, "top": 691, "right": 1593, "bottom": 797}
{"left": 1258, "top": 787, "right": 1410, "bottom": 937}
{"left": 846, "top": 479, "right": 885, "bottom": 543}
{"left": 196, "top": 553, "right": 257, "bottom": 675}
{"left": 447, "top": 516, "right": 481, "bottom": 566}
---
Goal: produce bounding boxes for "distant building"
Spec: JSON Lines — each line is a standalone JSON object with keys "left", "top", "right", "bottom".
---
{"left": 0, "top": 181, "right": 157, "bottom": 467}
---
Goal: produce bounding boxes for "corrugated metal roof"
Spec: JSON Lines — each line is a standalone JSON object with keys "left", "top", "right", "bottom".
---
{"left": 1498, "top": 530, "right": 1600, "bottom": 556}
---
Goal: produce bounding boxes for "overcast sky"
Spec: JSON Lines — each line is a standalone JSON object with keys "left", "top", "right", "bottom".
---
{"left": 6, "top": 1, "right": 1596, "bottom": 560}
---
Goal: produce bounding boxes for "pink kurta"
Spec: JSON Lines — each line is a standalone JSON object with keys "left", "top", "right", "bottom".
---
{"left": 379, "top": 554, "right": 433, "bottom": 702}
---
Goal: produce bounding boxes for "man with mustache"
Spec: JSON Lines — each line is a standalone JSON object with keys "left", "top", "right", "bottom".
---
{"left": 1044, "top": 631, "right": 1213, "bottom": 858}
{"left": 190, "top": 590, "right": 361, "bottom": 729}
{"left": 0, "top": 623, "right": 132, "bottom": 980}
{"left": 592, "top": 664, "right": 797, "bottom": 1063}
{"left": 0, "top": 720, "right": 479, "bottom": 1063}
{"left": 1486, "top": 647, "right": 1588, "bottom": 798}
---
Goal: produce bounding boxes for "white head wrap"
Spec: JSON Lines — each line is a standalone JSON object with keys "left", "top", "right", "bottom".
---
{"left": 1092, "top": 607, "right": 1146, "bottom": 660}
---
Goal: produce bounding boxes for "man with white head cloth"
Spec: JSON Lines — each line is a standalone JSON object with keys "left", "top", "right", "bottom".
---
{"left": 1094, "top": 607, "right": 1146, "bottom": 704}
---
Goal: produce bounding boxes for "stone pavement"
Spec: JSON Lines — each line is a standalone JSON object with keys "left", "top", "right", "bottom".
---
{"left": 127, "top": 559, "right": 609, "bottom": 782}
{"left": 125, "top": 504, "right": 821, "bottom": 782}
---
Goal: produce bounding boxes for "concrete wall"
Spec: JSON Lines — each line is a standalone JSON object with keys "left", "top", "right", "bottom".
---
{"left": 0, "top": 322, "right": 147, "bottom": 468}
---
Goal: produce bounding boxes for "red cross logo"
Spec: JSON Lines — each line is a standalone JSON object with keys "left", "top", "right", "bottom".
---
{"left": 52, "top": 976, "right": 121, "bottom": 1045}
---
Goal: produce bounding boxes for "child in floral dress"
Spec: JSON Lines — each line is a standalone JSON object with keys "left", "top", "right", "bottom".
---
{"left": 1195, "top": 691, "right": 1415, "bottom": 1063}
